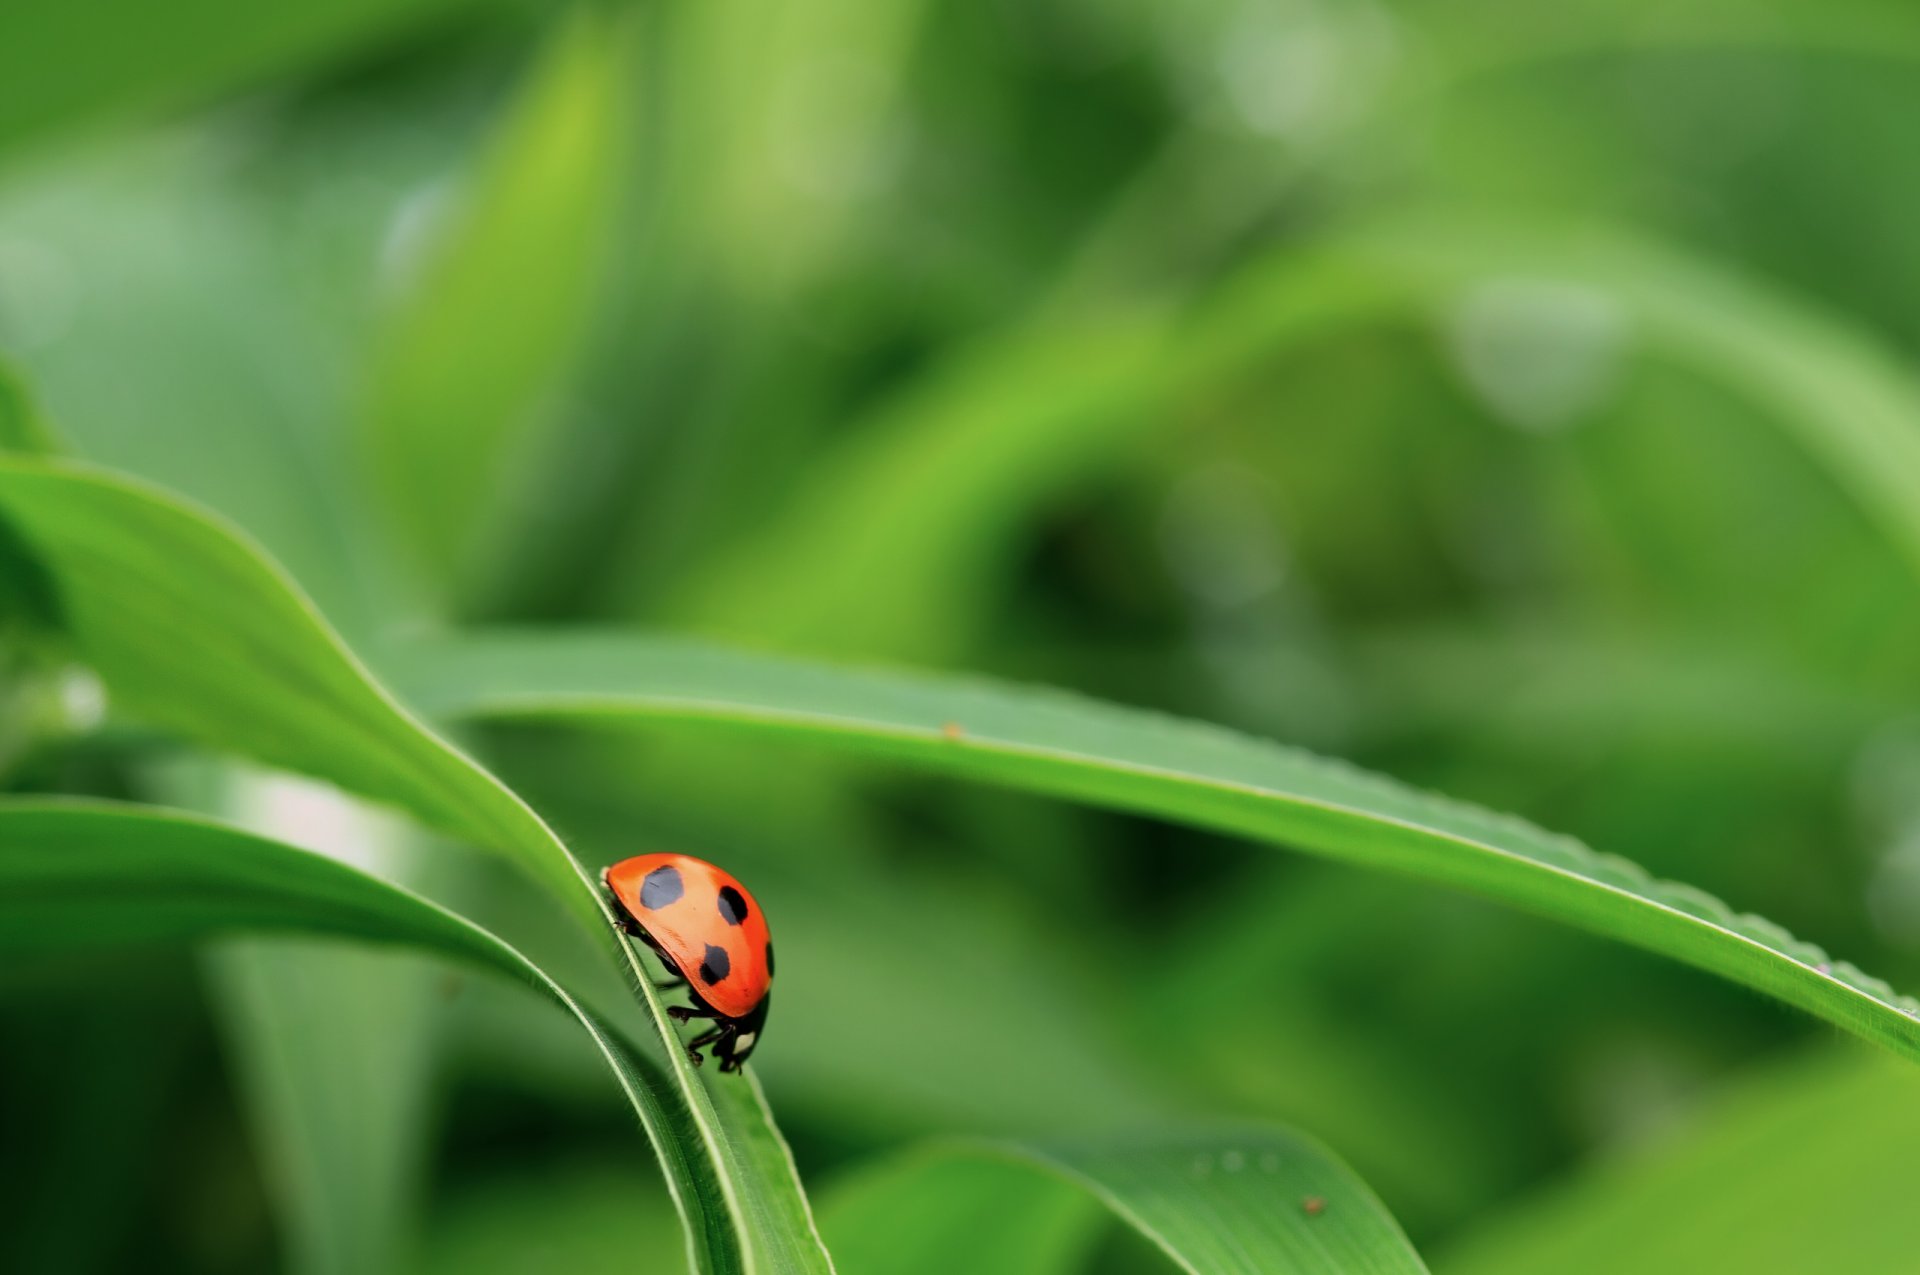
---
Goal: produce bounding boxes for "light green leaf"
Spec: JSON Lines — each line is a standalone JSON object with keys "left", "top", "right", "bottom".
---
{"left": 364, "top": 7, "right": 635, "bottom": 595}
{"left": 1439, "top": 1047, "right": 1920, "bottom": 1275}
{"left": 395, "top": 631, "right": 1920, "bottom": 1065}
{"left": 0, "top": 356, "right": 59, "bottom": 455}
{"left": 0, "top": 0, "right": 505, "bottom": 152}
{"left": 658, "top": 0, "right": 932, "bottom": 301}
{"left": 0, "top": 460, "right": 831, "bottom": 1275}
{"left": 821, "top": 1131, "right": 1428, "bottom": 1275}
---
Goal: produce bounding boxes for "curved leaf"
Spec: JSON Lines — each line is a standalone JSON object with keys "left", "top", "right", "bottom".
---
{"left": 395, "top": 631, "right": 1920, "bottom": 1065}
{"left": 0, "top": 459, "right": 831, "bottom": 1275}
{"left": 820, "top": 1130, "right": 1428, "bottom": 1275}
{"left": 0, "top": 799, "right": 749, "bottom": 1269}
{"left": 364, "top": 7, "right": 635, "bottom": 593}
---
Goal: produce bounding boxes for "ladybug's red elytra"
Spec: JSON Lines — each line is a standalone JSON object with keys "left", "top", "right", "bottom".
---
{"left": 602, "top": 854, "right": 773, "bottom": 1073}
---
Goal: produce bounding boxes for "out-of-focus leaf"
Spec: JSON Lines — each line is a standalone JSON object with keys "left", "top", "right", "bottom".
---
{"left": 208, "top": 943, "right": 439, "bottom": 1275}
{"left": 364, "top": 8, "right": 634, "bottom": 597}
{"left": 420, "top": 1158, "right": 689, "bottom": 1275}
{"left": 0, "top": 357, "right": 58, "bottom": 454}
{"left": 397, "top": 631, "right": 1920, "bottom": 1065}
{"left": 1439, "top": 1047, "right": 1920, "bottom": 1275}
{"left": 822, "top": 1130, "right": 1428, "bottom": 1275}
{"left": 168, "top": 767, "right": 445, "bottom": 1275}
{"left": 0, "top": 462, "right": 832, "bottom": 1275}
{"left": 667, "top": 312, "right": 1173, "bottom": 661}
{"left": 0, "top": 135, "right": 384, "bottom": 632}
{"left": 673, "top": 216, "right": 1920, "bottom": 668}
{"left": 1306, "top": 216, "right": 1920, "bottom": 580}
{"left": 657, "top": 0, "right": 932, "bottom": 301}
{"left": 0, "top": 0, "right": 505, "bottom": 154}
{"left": 819, "top": 1152, "right": 1099, "bottom": 1275}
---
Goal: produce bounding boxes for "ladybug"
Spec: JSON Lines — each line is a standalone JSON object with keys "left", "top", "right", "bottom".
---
{"left": 602, "top": 853, "right": 773, "bottom": 1073}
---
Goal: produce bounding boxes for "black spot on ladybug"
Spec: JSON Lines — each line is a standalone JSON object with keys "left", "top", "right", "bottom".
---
{"left": 717, "top": 885, "right": 748, "bottom": 925}
{"left": 764, "top": 941, "right": 775, "bottom": 979}
{"left": 640, "top": 865, "right": 683, "bottom": 910}
{"left": 699, "top": 944, "right": 731, "bottom": 985}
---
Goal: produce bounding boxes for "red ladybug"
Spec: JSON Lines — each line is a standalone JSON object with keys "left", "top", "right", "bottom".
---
{"left": 602, "top": 853, "right": 773, "bottom": 1073}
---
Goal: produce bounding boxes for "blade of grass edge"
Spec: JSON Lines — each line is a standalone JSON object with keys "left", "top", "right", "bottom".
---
{"left": 395, "top": 632, "right": 1920, "bottom": 1068}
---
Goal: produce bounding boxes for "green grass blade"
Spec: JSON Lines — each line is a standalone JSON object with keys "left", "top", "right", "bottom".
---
{"left": 396, "top": 631, "right": 1920, "bottom": 1065}
{"left": 0, "top": 799, "right": 740, "bottom": 1272}
{"left": 364, "top": 8, "right": 634, "bottom": 597}
{"left": 1438, "top": 1048, "right": 1920, "bottom": 1275}
{"left": 0, "top": 462, "right": 832, "bottom": 1275}
{"left": 821, "top": 1131, "right": 1428, "bottom": 1275}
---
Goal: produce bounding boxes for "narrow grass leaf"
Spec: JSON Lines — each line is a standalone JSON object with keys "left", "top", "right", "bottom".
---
{"left": 397, "top": 631, "right": 1920, "bottom": 1066}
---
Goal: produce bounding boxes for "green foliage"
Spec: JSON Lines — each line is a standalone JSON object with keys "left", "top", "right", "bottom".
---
{"left": 0, "top": 463, "right": 828, "bottom": 1274}
{"left": 6, "top": 2, "right": 1920, "bottom": 1271}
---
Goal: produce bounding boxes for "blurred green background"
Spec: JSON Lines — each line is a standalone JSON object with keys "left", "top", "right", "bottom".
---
{"left": 4, "top": 0, "right": 1920, "bottom": 1271}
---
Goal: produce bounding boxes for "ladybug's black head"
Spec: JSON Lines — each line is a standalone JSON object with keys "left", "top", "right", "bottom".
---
{"left": 715, "top": 994, "right": 771, "bottom": 1073}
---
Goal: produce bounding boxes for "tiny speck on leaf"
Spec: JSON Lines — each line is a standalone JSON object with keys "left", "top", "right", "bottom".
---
{"left": 941, "top": 721, "right": 965, "bottom": 741}
{"left": 1302, "top": 1196, "right": 1326, "bottom": 1217}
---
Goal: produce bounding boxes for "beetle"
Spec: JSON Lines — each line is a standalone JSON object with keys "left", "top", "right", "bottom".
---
{"left": 601, "top": 853, "right": 773, "bottom": 1073}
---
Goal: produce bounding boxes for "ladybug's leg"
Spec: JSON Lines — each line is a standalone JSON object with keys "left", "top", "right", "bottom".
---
{"left": 667, "top": 1003, "right": 713, "bottom": 1023}
{"left": 685, "top": 1023, "right": 725, "bottom": 1068}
